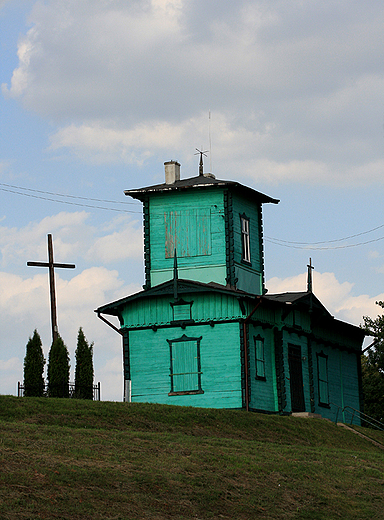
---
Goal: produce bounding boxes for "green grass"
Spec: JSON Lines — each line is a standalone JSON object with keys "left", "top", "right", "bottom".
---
{"left": 1, "top": 396, "right": 384, "bottom": 519}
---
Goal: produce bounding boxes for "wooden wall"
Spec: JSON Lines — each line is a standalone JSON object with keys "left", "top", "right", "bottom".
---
{"left": 128, "top": 322, "right": 242, "bottom": 408}
{"left": 148, "top": 190, "right": 227, "bottom": 287}
{"left": 232, "top": 192, "right": 263, "bottom": 295}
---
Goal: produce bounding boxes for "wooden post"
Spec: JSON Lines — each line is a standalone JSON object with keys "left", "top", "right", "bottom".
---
{"left": 27, "top": 234, "right": 75, "bottom": 343}
{"left": 307, "top": 258, "right": 314, "bottom": 293}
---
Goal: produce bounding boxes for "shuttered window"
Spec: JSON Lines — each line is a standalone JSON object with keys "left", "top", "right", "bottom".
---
{"left": 164, "top": 209, "right": 211, "bottom": 258}
{"left": 254, "top": 336, "right": 266, "bottom": 380}
{"left": 317, "top": 352, "right": 329, "bottom": 406}
{"left": 168, "top": 335, "right": 203, "bottom": 395}
{"left": 172, "top": 302, "right": 192, "bottom": 322}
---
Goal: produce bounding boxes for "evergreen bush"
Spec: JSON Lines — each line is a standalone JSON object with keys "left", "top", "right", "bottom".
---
{"left": 74, "top": 328, "right": 94, "bottom": 399}
{"left": 47, "top": 335, "right": 70, "bottom": 398}
{"left": 23, "top": 330, "right": 45, "bottom": 397}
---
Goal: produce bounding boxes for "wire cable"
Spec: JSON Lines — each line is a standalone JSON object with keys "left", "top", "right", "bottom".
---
{"left": 0, "top": 181, "right": 137, "bottom": 206}
{"left": 0, "top": 186, "right": 141, "bottom": 213}
{"left": 265, "top": 235, "right": 384, "bottom": 250}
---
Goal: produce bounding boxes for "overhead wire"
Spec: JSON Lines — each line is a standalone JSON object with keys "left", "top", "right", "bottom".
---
{"left": 1, "top": 181, "right": 384, "bottom": 249}
{"left": 266, "top": 222, "right": 384, "bottom": 246}
{"left": 0, "top": 182, "right": 142, "bottom": 214}
{"left": 265, "top": 235, "right": 384, "bottom": 250}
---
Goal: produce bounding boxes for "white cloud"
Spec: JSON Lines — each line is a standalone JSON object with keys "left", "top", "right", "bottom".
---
{"left": 0, "top": 211, "right": 143, "bottom": 268}
{"left": 0, "top": 265, "right": 141, "bottom": 400}
{"left": 0, "top": 357, "right": 21, "bottom": 371}
{"left": 3, "top": 1, "right": 384, "bottom": 186}
{"left": 96, "top": 356, "right": 124, "bottom": 402}
{"left": 0, "top": 209, "right": 144, "bottom": 400}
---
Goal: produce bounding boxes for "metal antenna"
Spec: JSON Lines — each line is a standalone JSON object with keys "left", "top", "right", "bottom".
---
{"left": 194, "top": 148, "right": 208, "bottom": 176}
{"left": 209, "top": 110, "right": 212, "bottom": 173}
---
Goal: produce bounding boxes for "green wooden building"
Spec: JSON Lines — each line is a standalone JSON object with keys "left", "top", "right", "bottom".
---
{"left": 96, "top": 160, "right": 364, "bottom": 419}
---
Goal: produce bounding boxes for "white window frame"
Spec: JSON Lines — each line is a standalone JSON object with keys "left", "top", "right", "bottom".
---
{"left": 241, "top": 215, "right": 251, "bottom": 263}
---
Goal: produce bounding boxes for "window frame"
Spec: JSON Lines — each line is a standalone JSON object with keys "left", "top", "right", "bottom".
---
{"left": 240, "top": 214, "right": 251, "bottom": 264}
{"left": 254, "top": 335, "right": 266, "bottom": 381}
{"left": 167, "top": 334, "right": 204, "bottom": 396}
{"left": 317, "top": 351, "right": 330, "bottom": 408}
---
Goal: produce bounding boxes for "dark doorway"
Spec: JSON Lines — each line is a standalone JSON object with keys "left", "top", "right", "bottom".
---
{"left": 288, "top": 345, "right": 305, "bottom": 412}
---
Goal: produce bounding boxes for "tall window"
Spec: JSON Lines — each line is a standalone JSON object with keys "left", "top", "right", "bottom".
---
{"left": 254, "top": 335, "right": 266, "bottom": 380}
{"left": 317, "top": 352, "right": 329, "bottom": 406}
{"left": 167, "top": 334, "right": 203, "bottom": 395}
{"left": 241, "top": 215, "right": 251, "bottom": 263}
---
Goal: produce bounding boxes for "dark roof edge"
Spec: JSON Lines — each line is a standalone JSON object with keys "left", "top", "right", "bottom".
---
{"left": 95, "top": 279, "right": 258, "bottom": 316}
{"left": 124, "top": 176, "right": 279, "bottom": 205}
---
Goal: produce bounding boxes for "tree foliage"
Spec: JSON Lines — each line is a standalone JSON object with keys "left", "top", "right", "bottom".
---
{"left": 362, "top": 300, "right": 384, "bottom": 422}
{"left": 47, "top": 335, "right": 70, "bottom": 398}
{"left": 75, "top": 328, "right": 94, "bottom": 399}
{"left": 23, "top": 330, "right": 45, "bottom": 397}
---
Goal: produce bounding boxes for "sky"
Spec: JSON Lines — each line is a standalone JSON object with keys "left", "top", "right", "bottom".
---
{"left": 1, "top": 0, "right": 384, "bottom": 401}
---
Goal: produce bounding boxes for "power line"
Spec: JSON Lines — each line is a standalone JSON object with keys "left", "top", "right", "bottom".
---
{"left": 265, "top": 235, "right": 384, "bottom": 250}
{"left": 266, "top": 222, "right": 384, "bottom": 246}
{"left": 0, "top": 186, "right": 141, "bottom": 213}
{"left": 0, "top": 181, "right": 138, "bottom": 205}
{"left": 2, "top": 181, "right": 384, "bottom": 248}
{"left": 0, "top": 184, "right": 142, "bottom": 213}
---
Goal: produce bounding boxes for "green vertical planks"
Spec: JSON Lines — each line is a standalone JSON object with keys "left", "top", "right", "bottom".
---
{"left": 129, "top": 323, "right": 242, "bottom": 408}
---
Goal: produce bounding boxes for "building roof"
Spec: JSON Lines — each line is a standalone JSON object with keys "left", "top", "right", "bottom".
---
{"left": 124, "top": 174, "right": 279, "bottom": 204}
{"left": 264, "top": 291, "right": 332, "bottom": 317}
{"left": 96, "top": 281, "right": 364, "bottom": 338}
{"left": 96, "top": 278, "right": 256, "bottom": 317}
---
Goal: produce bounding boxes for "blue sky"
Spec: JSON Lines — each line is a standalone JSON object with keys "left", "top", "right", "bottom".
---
{"left": 1, "top": 0, "right": 384, "bottom": 400}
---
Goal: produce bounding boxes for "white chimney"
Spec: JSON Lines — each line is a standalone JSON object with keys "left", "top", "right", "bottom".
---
{"left": 164, "top": 161, "right": 180, "bottom": 184}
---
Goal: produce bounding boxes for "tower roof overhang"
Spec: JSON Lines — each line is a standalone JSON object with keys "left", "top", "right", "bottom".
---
{"left": 124, "top": 175, "right": 279, "bottom": 205}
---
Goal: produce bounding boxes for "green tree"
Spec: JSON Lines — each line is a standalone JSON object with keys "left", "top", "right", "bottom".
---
{"left": 47, "top": 335, "right": 70, "bottom": 398}
{"left": 23, "top": 330, "right": 45, "bottom": 397}
{"left": 362, "top": 300, "right": 384, "bottom": 422}
{"left": 74, "top": 328, "right": 94, "bottom": 399}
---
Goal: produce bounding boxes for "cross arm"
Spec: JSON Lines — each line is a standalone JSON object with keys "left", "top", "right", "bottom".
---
{"left": 27, "top": 262, "right": 76, "bottom": 269}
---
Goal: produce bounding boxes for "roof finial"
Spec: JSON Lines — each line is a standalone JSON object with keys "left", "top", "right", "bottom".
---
{"left": 307, "top": 258, "right": 314, "bottom": 293}
{"left": 195, "top": 148, "right": 208, "bottom": 176}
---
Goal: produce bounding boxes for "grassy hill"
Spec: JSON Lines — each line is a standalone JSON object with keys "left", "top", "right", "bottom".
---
{"left": 1, "top": 396, "right": 384, "bottom": 519}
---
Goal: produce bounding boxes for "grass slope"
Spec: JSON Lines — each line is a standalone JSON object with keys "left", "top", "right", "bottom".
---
{"left": 1, "top": 396, "right": 384, "bottom": 519}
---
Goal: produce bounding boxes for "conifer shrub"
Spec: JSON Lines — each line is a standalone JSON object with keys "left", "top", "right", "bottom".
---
{"left": 47, "top": 335, "right": 70, "bottom": 398}
{"left": 23, "top": 330, "right": 45, "bottom": 397}
{"left": 74, "top": 327, "right": 94, "bottom": 399}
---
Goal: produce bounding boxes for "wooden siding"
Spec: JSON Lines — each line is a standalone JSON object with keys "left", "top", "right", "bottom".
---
{"left": 311, "top": 341, "right": 361, "bottom": 424}
{"left": 120, "top": 292, "right": 244, "bottom": 328}
{"left": 248, "top": 324, "right": 278, "bottom": 412}
{"left": 165, "top": 208, "right": 211, "bottom": 258}
{"left": 231, "top": 192, "right": 263, "bottom": 295}
{"left": 128, "top": 323, "right": 242, "bottom": 408}
{"left": 148, "top": 190, "right": 227, "bottom": 286}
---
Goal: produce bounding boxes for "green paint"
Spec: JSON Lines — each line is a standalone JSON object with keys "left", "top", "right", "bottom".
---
{"left": 98, "top": 167, "right": 364, "bottom": 413}
{"left": 129, "top": 323, "right": 242, "bottom": 409}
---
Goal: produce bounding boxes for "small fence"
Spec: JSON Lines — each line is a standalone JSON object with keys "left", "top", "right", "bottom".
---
{"left": 18, "top": 381, "right": 101, "bottom": 401}
{"left": 331, "top": 403, "right": 384, "bottom": 431}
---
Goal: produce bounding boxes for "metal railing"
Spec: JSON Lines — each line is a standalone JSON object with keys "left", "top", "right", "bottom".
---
{"left": 18, "top": 381, "right": 101, "bottom": 401}
{"left": 332, "top": 403, "right": 384, "bottom": 431}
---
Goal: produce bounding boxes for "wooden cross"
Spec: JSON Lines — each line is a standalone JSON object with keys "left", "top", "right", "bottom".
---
{"left": 27, "top": 234, "right": 75, "bottom": 344}
{"left": 307, "top": 258, "right": 314, "bottom": 293}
